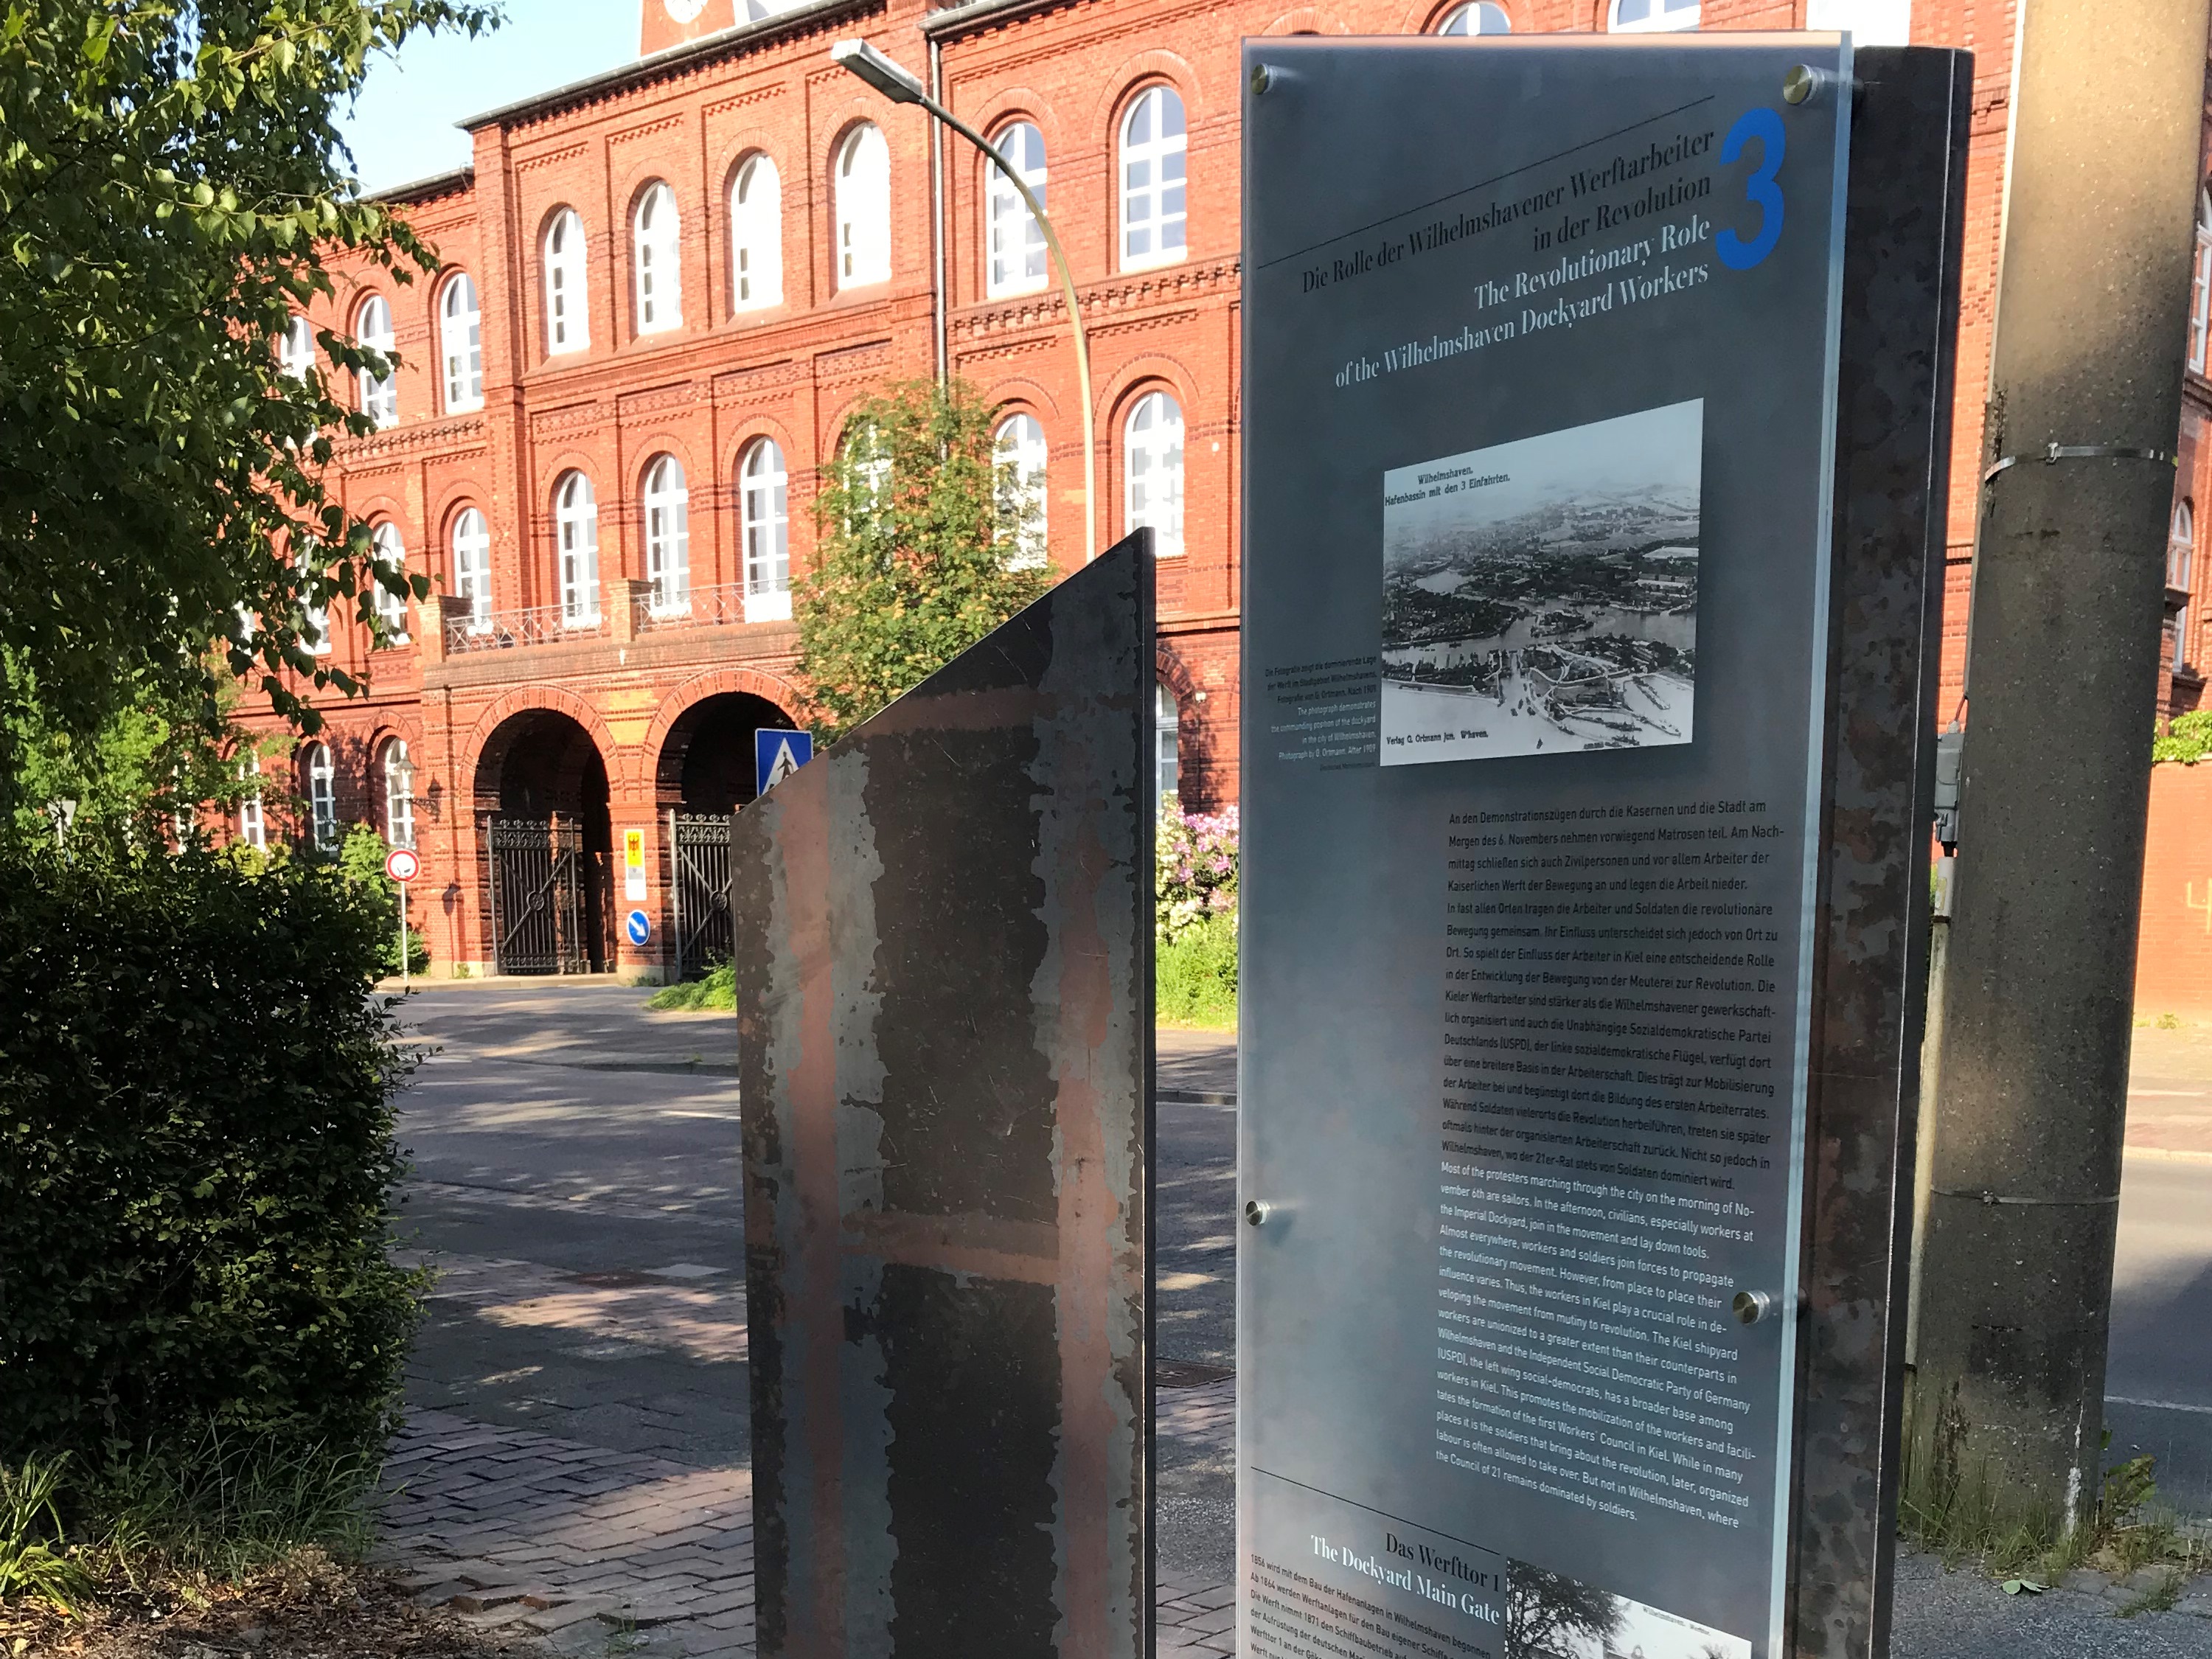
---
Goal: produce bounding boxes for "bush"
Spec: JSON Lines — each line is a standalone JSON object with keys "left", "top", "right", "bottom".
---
{"left": 1158, "top": 804, "right": 1238, "bottom": 944}
{"left": 1158, "top": 910, "right": 1238, "bottom": 1029}
{"left": 335, "top": 824, "right": 428, "bottom": 976}
{"left": 0, "top": 848, "right": 423, "bottom": 1489}
{"left": 2153, "top": 708, "right": 2212, "bottom": 765}
{"left": 647, "top": 959, "right": 735, "bottom": 1012}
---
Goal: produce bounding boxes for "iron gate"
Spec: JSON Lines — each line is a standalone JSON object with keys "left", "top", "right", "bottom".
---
{"left": 669, "top": 810, "right": 733, "bottom": 979}
{"left": 487, "top": 817, "right": 588, "bottom": 975}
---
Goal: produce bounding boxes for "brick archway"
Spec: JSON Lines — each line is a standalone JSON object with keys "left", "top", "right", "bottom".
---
{"left": 648, "top": 667, "right": 808, "bottom": 810}
{"left": 465, "top": 684, "right": 628, "bottom": 809}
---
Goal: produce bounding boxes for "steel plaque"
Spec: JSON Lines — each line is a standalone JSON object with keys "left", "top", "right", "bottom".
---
{"left": 1239, "top": 38, "right": 1965, "bottom": 1659}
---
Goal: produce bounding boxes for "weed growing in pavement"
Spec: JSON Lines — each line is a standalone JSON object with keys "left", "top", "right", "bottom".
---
{"left": 647, "top": 960, "right": 734, "bottom": 1012}
{"left": 1900, "top": 1399, "right": 2212, "bottom": 1590}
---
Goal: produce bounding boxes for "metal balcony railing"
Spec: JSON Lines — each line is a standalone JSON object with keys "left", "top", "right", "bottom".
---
{"left": 632, "top": 580, "right": 793, "bottom": 633}
{"left": 444, "top": 602, "right": 605, "bottom": 654}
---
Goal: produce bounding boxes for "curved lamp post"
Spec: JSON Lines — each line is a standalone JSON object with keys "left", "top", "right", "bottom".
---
{"left": 830, "top": 38, "right": 1097, "bottom": 563}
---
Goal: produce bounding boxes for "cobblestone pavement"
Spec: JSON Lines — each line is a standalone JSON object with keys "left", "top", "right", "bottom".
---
{"left": 379, "top": 1382, "right": 1239, "bottom": 1658}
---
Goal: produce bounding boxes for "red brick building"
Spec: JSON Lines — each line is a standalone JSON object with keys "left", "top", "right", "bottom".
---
{"left": 237, "top": 0, "right": 2212, "bottom": 982}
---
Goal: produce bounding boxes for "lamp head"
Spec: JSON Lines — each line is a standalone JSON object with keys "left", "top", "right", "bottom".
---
{"left": 830, "top": 38, "right": 924, "bottom": 105}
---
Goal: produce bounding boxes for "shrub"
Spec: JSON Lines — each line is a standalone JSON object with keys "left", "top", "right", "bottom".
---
{"left": 1158, "top": 804, "right": 1239, "bottom": 944}
{"left": 647, "top": 959, "right": 735, "bottom": 1012}
{"left": 335, "top": 824, "right": 428, "bottom": 976}
{"left": 1158, "top": 911, "right": 1238, "bottom": 1029}
{"left": 2153, "top": 709, "right": 2212, "bottom": 765}
{"left": 0, "top": 848, "right": 423, "bottom": 1489}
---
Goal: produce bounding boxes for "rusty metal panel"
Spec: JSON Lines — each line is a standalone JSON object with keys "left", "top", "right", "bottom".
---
{"left": 733, "top": 534, "right": 1154, "bottom": 1659}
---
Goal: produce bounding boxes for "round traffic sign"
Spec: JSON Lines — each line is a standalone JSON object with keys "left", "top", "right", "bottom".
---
{"left": 625, "top": 908, "right": 653, "bottom": 947}
{"left": 385, "top": 846, "right": 421, "bottom": 883}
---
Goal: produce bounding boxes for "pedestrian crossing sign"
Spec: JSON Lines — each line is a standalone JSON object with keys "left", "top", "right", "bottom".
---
{"left": 754, "top": 728, "right": 813, "bottom": 798}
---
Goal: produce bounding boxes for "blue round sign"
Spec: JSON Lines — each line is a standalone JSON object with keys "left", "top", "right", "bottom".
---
{"left": 625, "top": 908, "right": 652, "bottom": 947}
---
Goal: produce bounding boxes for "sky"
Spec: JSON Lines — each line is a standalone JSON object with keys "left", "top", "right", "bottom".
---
{"left": 337, "top": 3, "right": 639, "bottom": 195}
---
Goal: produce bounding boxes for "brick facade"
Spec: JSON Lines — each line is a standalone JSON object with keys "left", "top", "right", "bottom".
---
{"left": 234, "top": 0, "right": 2212, "bottom": 984}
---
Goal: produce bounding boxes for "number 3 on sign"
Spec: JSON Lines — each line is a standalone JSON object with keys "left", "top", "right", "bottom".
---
{"left": 1717, "top": 106, "right": 1785, "bottom": 271}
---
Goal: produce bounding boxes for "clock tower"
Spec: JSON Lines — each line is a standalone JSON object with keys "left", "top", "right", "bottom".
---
{"left": 641, "top": 0, "right": 734, "bottom": 56}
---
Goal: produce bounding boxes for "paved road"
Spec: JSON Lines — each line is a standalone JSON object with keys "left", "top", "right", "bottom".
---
{"left": 381, "top": 982, "right": 2212, "bottom": 1655}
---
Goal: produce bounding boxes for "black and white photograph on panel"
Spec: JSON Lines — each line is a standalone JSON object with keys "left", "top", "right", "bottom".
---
{"left": 1504, "top": 1561, "right": 1750, "bottom": 1659}
{"left": 1378, "top": 400, "right": 1703, "bottom": 765}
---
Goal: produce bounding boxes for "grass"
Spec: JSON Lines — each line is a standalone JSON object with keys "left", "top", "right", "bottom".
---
{"left": 1158, "top": 913, "right": 1237, "bottom": 1030}
{"left": 1899, "top": 1396, "right": 2211, "bottom": 1596}
{"left": 647, "top": 959, "right": 734, "bottom": 1012}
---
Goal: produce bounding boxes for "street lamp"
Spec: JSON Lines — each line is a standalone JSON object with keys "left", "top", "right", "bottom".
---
{"left": 830, "top": 38, "right": 1098, "bottom": 563}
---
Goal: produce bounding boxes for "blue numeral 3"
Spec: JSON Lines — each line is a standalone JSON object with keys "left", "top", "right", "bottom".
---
{"left": 1716, "top": 106, "right": 1785, "bottom": 271}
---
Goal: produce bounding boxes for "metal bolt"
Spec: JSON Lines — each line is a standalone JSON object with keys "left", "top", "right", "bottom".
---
{"left": 1733, "top": 1289, "right": 1774, "bottom": 1325}
{"left": 1245, "top": 1198, "right": 1272, "bottom": 1227}
{"left": 1782, "top": 64, "right": 1818, "bottom": 105}
{"left": 1251, "top": 63, "right": 1279, "bottom": 98}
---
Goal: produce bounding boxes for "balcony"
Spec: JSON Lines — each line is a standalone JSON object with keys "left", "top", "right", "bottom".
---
{"left": 422, "top": 579, "right": 796, "bottom": 681}
{"left": 635, "top": 580, "right": 793, "bottom": 632}
{"left": 442, "top": 602, "right": 605, "bottom": 655}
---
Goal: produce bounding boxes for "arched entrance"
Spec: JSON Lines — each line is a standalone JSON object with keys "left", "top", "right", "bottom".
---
{"left": 475, "top": 709, "right": 614, "bottom": 973}
{"left": 655, "top": 691, "right": 800, "bottom": 974}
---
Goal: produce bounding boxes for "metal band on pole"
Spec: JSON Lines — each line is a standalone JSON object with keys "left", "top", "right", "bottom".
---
{"left": 1983, "top": 442, "right": 2177, "bottom": 484}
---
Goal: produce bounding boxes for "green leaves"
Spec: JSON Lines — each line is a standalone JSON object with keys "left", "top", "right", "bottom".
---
{"left": 0, "top": 0, "right": 498, "bottom": 748}
{"left": 794, "top": 378, "right": 1053, "bottom": 740}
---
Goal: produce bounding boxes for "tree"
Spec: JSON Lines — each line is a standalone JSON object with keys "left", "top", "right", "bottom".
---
{"left": 0, "top": 0, "right": 495, "bottom": 778}
{"left": 794, "top": 378, "right": 1052, "bottom": 739}
{"left": 1506, "top": 1565, "right": 1621, "bottom": 1659}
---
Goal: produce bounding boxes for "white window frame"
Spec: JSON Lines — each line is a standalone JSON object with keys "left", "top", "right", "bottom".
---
{"left": 994, "top": 412, "right": 1049, "bottom": 568}
{"left": 238, "top": 759, "right": 266, "bottom": 851}
{"left": 2172, "top": 500, "right": 2196, "bottom": 592}
{"left": 441, "top": 273, "right": 483, "bottom": 411}
{"left": 546, "top": 209, "right": 590, "bottom": 355}
{"left": 835, "top": 123, "right": 891, "bottom": 290}
{"left": 742, "top": 438, "right": 792, "bottom": 624}
{"left": 557, "top": 473, "right": 601, "bottom": 626}
{"left": 987, "top": 122, "right": 1048, "bottom": 299}
{"left": 1608, "top": 0, "right": 1699, "bottom": 30}
{"left": 2193, "top": 192, "right": 2212, "bottom": 376}
{"left": 1438, "top": 2, "right": 1512, "bottom": 30}
{"left": 279, "top": 315, "right": 315, "bottom": 380}
{"left": 305, "top": 744, "right": 338, "bottom": 852}
{"left": 357, "top": 294, "right": 397, "bottom": 428}
{"left": 451, "top": 507, "right": 493, "bottom": 632}
{"left": 1119, "top": 86, "right": 1187, "bottom": 273}
{"left": 644, "top": 455, "right": 691, "bottom": 615}
{"left": 299, "top": 557, "right": 333, "bottom": 657}
{"left": 634, "top": 181, "right": 683, "bottom": 335}
{"left": 731, "top": 153, "right": 784, "bottom": 312}
{"left": 1124, "top": 390, "right": 1186, "bottom": 560}
{"left": 383, "top": 740, "right": 416, "bottom": 851}
{"left": 371, "top": 521, "right": 411, "bottom": 646}
{"left": 1156, "top": 683, "right": 1180, "bottom": 804}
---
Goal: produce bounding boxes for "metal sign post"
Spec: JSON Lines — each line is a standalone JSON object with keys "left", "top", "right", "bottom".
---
{"left": 1239, "top": 38, "right": 1966, "bottom": 1659}
{"left": 385, "top": 845, "right": 420, "bottom": 990}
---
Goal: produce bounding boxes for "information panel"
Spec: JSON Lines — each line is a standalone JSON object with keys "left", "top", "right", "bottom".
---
{"left": 1239, "top": 37, "right": 1852, "bottom": 1659}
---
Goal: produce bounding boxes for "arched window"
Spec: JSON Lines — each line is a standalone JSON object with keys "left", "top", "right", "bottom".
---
{"left": 237, "top": 758, "right": 266, "bottom": 851}
{"left": 835, "top": 123, "right": 891, "bottom": 288}
{"left": 2171, "top": 499, "right": 2196, "bottom": 592}
{"left": 644, "top": 456, "right": 691, "bottom": 614}
{"left": 555, "top": 473, "right": 600, "bottom": 625}
{"left": 994, "top": 412, "right": 1048, "bottom": 568}
{"left": 731, "top": 153, "right": 783, "bottom": 312}
{"left": 1156, "top": 684, "right": 1181, "bottom": 804}
{"left": 634, "top": 181, "right": 682, "bottom": 334}
{"left": 279, "top": 315, "right": 315, "bottom": 380}
{"left": 1438, "top": 2, "right": 1512, "bottom": 29}
{"left": 440, "top": 274, "right": 482, "bottom": 411}
{"left": 742, "top": 438, "right": 791, "bottom": 623}
{"left": 356, "top": 295, "right": 397, "bottom": 427}
{"left": 1610, "top": 0, "right": 1698, "bottom": 29}
{"left": 545, "top": 209, "right": 589, "bottom": 354}
{"left": 844, "top": 420, "right": 891, "bottom": 521}
{"left": 1124, "top": 391, "right": 1186, "bottom": 559}
{"left": 304, "top": 743, "right": 337, "bottom": 852}
{"left": 382, "top": 740, "right": 416, "bottom": 851}
{"left": 2193, "top": 189, "right": 2212, "bottom": 375}
{"left": 987, "top": 122, "right": 1048, "bottom": 298}
{"left": 1120, "top": 86, "right": 1187, "bottom": 271}
{"left": 451, "top": 507, "right": 492, "bottom": 632}
{"left": 299, "top": 556, "right": 332, "bottom": 657}
{"left": 370, "top": 521, "right": 410, "bottom": 646}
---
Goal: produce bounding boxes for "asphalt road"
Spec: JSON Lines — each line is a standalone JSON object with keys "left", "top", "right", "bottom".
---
{"left": 385, "top": 981, "right": 2212, "bottom": 1645}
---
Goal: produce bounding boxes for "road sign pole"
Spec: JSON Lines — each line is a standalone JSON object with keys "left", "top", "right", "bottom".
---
{"left": 398, "top": 883, "right": 408, "bottom": 991}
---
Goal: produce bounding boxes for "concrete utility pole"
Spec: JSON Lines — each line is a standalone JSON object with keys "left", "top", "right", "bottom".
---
{"left": 1913, "top": 0, "right": 2211, "bottom": 1526}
